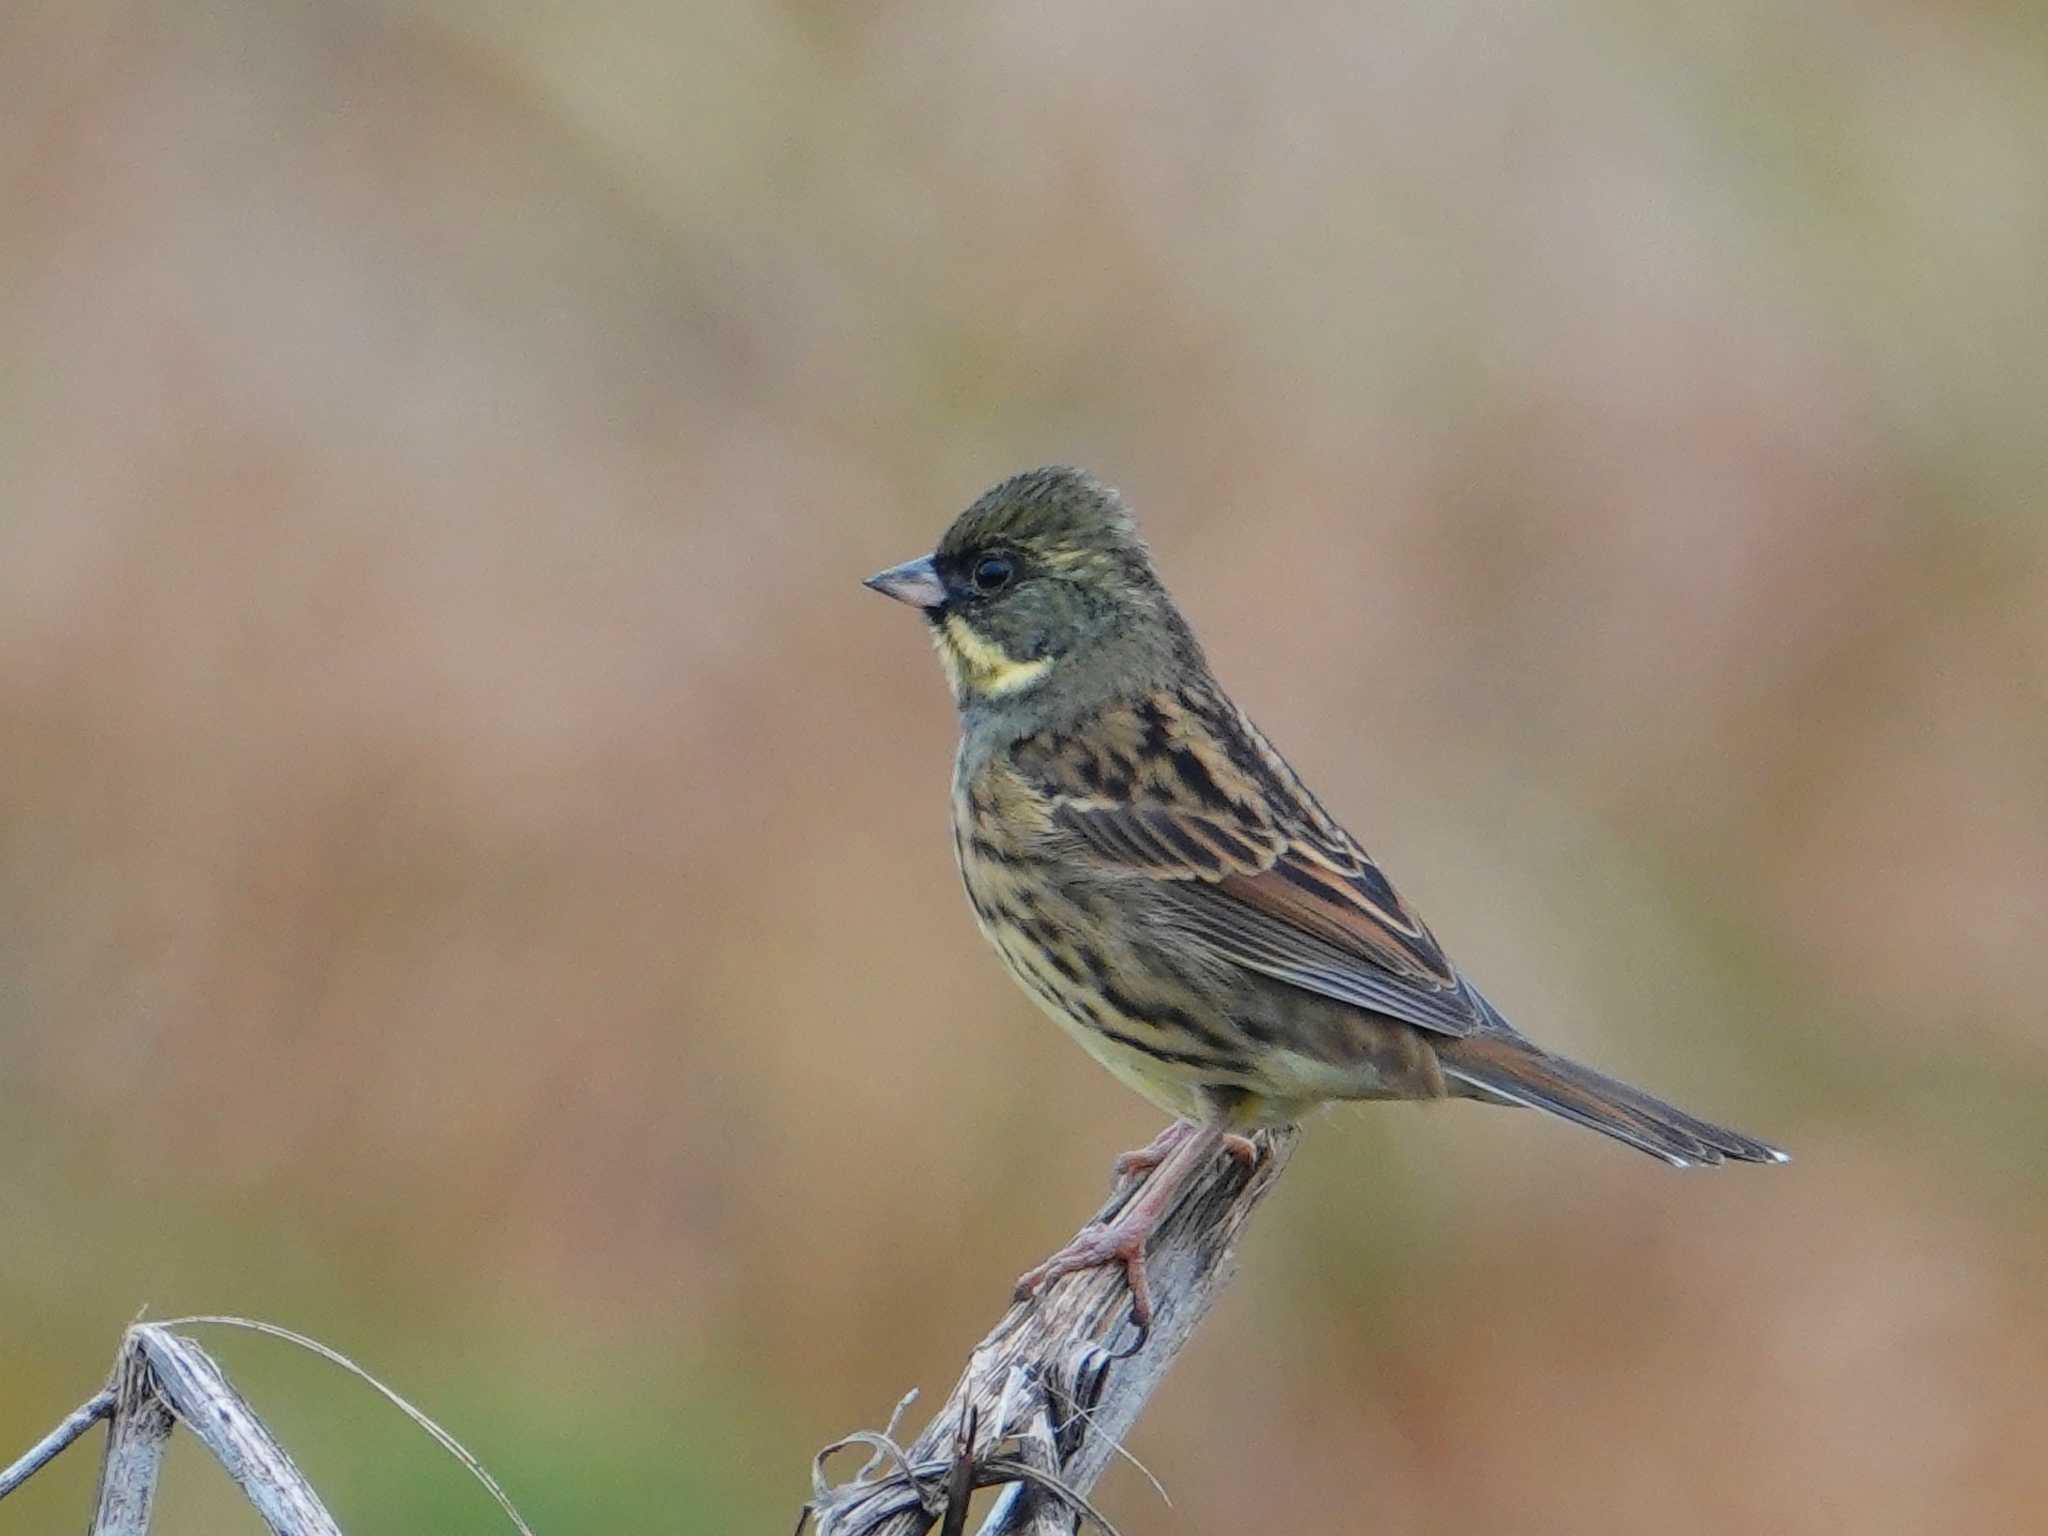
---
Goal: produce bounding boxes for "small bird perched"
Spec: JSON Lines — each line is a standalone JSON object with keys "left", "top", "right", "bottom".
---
{"left": 866, "top": 467, "right": 1784, "bottom": 1329}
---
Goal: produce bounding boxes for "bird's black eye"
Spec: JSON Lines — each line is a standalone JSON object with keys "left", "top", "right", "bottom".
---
{"left": 970, "top": 553, "right": 1016, "bottom": 594}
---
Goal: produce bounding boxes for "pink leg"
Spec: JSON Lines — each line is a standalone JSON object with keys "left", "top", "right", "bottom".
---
{"left": 1015, "top": 1121, "right": 1253, "bottom": 1330}
{"left": 1112, "top": 1120, "right": 1259, "bottom": 1186}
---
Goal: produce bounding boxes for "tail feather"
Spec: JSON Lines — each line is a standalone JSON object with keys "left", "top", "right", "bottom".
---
{"left": 1437, "top": 1031, "right": 1787, "bottom": 1168}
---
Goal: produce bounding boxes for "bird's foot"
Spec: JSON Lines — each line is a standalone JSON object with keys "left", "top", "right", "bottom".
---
{"left": 1013, "top": 1217, "right": 1158, "bottom": 1332}
{"left": 1015, "top": 1121, "right": 1255, "bottom": 1354}
{"left": 1111, "top": 1122, "right": 1258, "bottom": 1187}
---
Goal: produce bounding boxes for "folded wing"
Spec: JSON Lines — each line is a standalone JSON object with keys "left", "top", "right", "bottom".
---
{"left": 1050, "top": 794, "right": 1486, "bottom": 1039}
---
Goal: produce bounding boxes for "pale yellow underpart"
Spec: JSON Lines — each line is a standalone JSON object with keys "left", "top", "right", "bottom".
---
{"left": 934, "top": 613, "right": 1054, "bottom": 699}
{"left": 988, "top": 937, "right": 1339, "bottom": 1128}
{"left": 1029, "top": 986, "right": 1331, "bottom": 1127}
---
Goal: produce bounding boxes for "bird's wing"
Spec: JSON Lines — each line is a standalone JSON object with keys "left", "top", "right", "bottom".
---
{"left": 1024, "top": 692, "right": 1484, "bottom": 1038}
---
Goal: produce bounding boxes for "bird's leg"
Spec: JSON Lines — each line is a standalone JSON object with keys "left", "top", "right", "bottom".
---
{"left": 1015, "top": 1120, "right": 1246, "bottom": 1332}
{"left": 1111, "top": 1119, "right": 1259, "bottom": 1188}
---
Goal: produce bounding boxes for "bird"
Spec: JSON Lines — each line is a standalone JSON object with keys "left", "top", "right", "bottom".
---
{"left": 865, "top": 466, "right": 1785, "bottom": 1331}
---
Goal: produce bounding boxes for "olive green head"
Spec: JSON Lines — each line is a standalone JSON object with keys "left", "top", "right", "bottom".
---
{"left": 865, "top": 467, "right": 1196, "bottom": 714}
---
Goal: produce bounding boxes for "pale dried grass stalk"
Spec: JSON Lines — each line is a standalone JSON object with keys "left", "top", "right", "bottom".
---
{"left": 801, "top": 1125, "right": 1298, "bottom": 1536}
{"left": 1, "top": 1318, "right": 538, "bottom": 1536}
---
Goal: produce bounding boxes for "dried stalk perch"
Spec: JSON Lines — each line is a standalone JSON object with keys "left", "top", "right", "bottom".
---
{"left": 802, "top": 1125, "right": 1299, "bottom": 1536}
{"left": 0, "top": 1319, "right": 532, "bottom": 1535}
{"left": 0, "top": 1324, "right": 348, "bottom": 1536}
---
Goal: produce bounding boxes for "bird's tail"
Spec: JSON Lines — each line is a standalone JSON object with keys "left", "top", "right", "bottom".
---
{"left": 1436, "top": 1030, "right": 1786, "bottom": 1168}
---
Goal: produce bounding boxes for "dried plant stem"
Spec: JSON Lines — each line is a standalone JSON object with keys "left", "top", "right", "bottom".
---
{"left": 0, "top": 1389, "right": 112, "bottom": 1501}
{"left": 3, "top": 1320, "right": 533, "bottom": 1536}
{"left": 803, "top": 1125, "right": 1299, "bottom": 1536}
{"left": 129, "top": 1327, "right": 345, "bottom": 1536}
{"left": 89, "top": 1341, "right": 174, "bottom": 1536}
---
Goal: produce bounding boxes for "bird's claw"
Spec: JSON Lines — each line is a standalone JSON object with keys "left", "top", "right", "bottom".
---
{"left": 1012, "top": 1219, "right": 1155, "bottom": 1335}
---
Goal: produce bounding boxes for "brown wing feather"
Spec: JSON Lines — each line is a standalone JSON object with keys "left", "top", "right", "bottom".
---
{"left": 1031, "top": 688, "right": 1483, "bottom": 1039}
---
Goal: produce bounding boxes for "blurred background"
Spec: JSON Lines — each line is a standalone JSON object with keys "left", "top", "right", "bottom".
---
{"left": 4, "top": 2, "right": 2045, "bottom": 1531}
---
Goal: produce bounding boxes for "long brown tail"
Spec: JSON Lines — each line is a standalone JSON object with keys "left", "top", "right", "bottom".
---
{"left": 1436, "top": 1031, "right": 1787, "bottom": 1167}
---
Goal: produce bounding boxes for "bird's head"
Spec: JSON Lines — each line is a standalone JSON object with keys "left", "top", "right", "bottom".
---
{"left": 866, "top": 467, "right": 1195, "bottom": 715}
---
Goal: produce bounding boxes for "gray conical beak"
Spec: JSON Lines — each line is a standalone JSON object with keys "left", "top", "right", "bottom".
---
{"left": 863, "top": 555, "right": 948, "bottom": 610}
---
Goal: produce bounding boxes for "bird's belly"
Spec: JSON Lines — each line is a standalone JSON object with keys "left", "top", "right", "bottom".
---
{"left": 958, "top": 877, "right": 1339, "bottom": 1128}
{"left": 1012, "top": 968, "right": 1220, "bottom": 1124}
{"left": 952, "top": 807, "right": 1442, "bottom": 1123}
{"left": 955, "top": 853, "right": 1216, "bottom": 1120}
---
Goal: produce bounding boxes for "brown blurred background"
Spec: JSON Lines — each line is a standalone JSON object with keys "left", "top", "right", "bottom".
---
{"left": 4, "top": 2, "right": 2045, "bottom": 1531}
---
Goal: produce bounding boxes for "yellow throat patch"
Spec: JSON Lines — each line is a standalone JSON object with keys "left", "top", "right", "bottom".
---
{"left": 934, "top": 613, "right": 1054, "bottom": 699}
